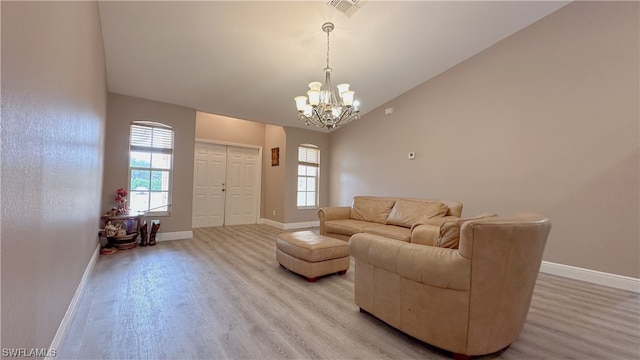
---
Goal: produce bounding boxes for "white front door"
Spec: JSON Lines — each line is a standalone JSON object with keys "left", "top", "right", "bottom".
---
{"left": 192, "top": 143, "right": 226, "bottom": 228}
{"left": 192, "top": 143, "right": 260, "bottom": 228}
{"left": 224, "top": 146, "right": 259, "bottom": 226}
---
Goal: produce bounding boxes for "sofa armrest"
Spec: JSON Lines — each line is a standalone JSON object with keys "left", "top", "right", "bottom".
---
{"left": 318, "top": 206, "right": 351, "bottom": 221}
{"left": 349, "top": 233, "right": 470, "bottom": 290}
{"left": 318, "top": 206, "right": 351, "bottom": 235}
{"left": 411, "top": 215, "right": 459, "bottom": 230}
{"left": 410, "top": 224, "right": 440, "bottom": 246}
{"left": 410, "top": 216, "right": 460, "bottom": 246}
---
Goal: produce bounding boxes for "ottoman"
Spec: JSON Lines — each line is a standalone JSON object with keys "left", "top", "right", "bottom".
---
{"left": 276, "top": 231, "right": 350, "bottom": 282}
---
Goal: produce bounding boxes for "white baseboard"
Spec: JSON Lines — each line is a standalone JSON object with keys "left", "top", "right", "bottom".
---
{"left": 540, "top": 261, "right": 640, "bottom": 293}
{"left": 47, "top": 243, "right": 100, "bottom": 359}
{"left": 259, "top": 218, "right": 319, "bottom": 230}
{"left": 156, "top": 230, "right": 193, "bottom": 241}
{"left": 259, "top": 218, "right": 283, "bottom": 229}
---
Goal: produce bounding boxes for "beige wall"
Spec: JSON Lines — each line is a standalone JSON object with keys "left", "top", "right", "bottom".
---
{"left": 284, "top": 127, "right": 330, "bottom": 223}
{"left": 263, "top": 125, "right": 286, "bottom": 222}
{"left": 196, "top": 112, "right": 265, "bottom": 147}
{"left": 1, "top": 1, "right": 107, "bottom": 351}
{"left": 104, "top": 93, "right": 196, "bottom": 233}
{"left": 329, "top": 2, "right": 639, "bottom": 278}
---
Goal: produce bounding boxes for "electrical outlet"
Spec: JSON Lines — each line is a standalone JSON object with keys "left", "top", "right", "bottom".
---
{"left": 272, "top": 210, "right": 276, "bottom": 216}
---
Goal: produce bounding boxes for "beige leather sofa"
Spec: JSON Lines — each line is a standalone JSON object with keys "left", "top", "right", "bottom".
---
{"left": 349, "top": 213, "right": 552, "bottom": 359}
{"left": 318, "top": 196, "right": 463, "bottom": 243}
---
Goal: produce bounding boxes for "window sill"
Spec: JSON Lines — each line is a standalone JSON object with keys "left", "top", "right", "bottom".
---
{"left": 297, "top": 206, "right": 319, "bottom": 210}
{"left": 137, "top": 211, "right": 170, "bottom": 217}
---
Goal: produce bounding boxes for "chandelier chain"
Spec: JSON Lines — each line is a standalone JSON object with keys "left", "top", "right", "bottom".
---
{"left": 326, "top": 27, "right": 331, "bottom": 69}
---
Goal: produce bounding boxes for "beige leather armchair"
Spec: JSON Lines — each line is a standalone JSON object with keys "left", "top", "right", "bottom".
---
{"left": 349, "top": 213, "right": 551, "bottom": 359}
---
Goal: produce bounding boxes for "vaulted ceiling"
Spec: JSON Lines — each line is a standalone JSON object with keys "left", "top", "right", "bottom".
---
{"left": 98, "top": 1, "right": 569, "bottom": 131}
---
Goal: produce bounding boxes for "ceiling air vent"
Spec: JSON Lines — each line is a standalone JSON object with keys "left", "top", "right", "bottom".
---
{"left": 327, "top": 0, "right": 366, "bottom": 18}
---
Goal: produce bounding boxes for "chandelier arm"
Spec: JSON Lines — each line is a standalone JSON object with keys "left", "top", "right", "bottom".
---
{"left": 337, "top": 108, "right": 359, "bottom": 127}
{"left": 336, "top": 109, "right": 351, "bottom": 126}
{"left": 311, "top": 107, "right": 328, "bottom": 128}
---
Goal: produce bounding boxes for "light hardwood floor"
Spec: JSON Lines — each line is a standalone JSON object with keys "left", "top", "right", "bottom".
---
{"left": 57, "top": 224, "right": 640, "bottom": 359}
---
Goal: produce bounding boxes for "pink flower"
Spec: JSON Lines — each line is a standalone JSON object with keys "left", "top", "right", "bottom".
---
{"left": 115, "top": 188, "right": 128, "bottom": 202}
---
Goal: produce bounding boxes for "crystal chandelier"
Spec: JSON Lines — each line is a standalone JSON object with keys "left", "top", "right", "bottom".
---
{"left": 294, "top": 22, "right": 360, "bottom": 130}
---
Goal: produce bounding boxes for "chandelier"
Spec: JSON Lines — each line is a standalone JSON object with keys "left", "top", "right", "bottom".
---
{"left": 294, "top": 22, "right": 360, "bottom": 130}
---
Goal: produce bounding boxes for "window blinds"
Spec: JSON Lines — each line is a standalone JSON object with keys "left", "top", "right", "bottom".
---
{"left": 298, "top": 145, "right": 319, "bottom": 165}
{"left": 130, "top": 124, "right": 173, "bottom": 153}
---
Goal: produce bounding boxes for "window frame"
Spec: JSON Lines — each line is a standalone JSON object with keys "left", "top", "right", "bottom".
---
{"left": 296, "top": 144, "right": 320, "bottom": 209}
{"left": 128, "top": 121, "right": 174, "bottom": 216}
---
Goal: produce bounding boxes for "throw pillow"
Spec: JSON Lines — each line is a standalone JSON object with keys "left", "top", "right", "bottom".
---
{"left": 351, "top": 197, "right": 396, "bottom": 224}
{"left": 387, "top": 199, "right": 449, "bottom": 228}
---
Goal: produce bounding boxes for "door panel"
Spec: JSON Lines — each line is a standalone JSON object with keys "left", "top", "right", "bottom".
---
{"left": 224, "top": 146, "right": 259, "bottom": 225}
{"left": 192, "top": 143, "right": 226, "bottom": 228}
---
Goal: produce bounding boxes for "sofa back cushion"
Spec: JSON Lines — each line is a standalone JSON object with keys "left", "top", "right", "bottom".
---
{"left": 351, "top": 197, "right": 396, "bottom": 224}
{"left": 443, "top": 201, "right": 463, "bottom": 217}
{"left": 387, "top": 199, "right": 449, "bottom": 228}
{"left": 438, "top": 213, "right": 498, "bottom": 248}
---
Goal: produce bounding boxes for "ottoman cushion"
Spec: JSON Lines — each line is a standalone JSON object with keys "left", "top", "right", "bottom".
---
{"left": 276, "top": 231, "right": 350, "bottom": 281}
{"left": 276, "top": 231, "right": 349, "bottom": 262}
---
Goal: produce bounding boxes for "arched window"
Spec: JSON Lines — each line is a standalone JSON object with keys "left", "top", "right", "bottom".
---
{"left": 128, "top": 121, "right": 174, "bottom": 214}
{"left": 297, "top": 144, "right": 320, "bottom": 208}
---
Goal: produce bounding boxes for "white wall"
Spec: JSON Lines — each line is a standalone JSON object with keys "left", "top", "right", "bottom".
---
{"left": 328, "top": 2, "right": 639, "bottom": 278}
{"left": 1, "top": 2, "right": 107, "bottom": 350}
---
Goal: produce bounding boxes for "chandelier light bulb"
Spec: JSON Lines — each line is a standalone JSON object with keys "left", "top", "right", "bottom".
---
{"left": 308, "top": 82, "right": 322, "bottom": 91}
{"left": 307, "top": 90, "right": 320, "bottom": 106}
{"left": 303, "top": 104, "right": 312, "bottom": 116}
{"left": 294, "top": 96, "right": 308, "bottom": 112}
{"left": 336, "top": 84, "right": 350, "bottom": 97}
{"left": 342, "top": 91, "right": 355, "bottom": 106}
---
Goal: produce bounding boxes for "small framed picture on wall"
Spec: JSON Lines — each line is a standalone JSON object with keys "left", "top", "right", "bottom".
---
{"left": 271, "top": 147, "right": 279, "bottom": 166}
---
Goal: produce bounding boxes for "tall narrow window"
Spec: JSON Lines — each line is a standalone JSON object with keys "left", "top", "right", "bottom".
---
{"left": 297, "top": 144, "right": 320, "bottom": 208}
{"left": 129, "top": 121, "right": 174, "bottom": 214}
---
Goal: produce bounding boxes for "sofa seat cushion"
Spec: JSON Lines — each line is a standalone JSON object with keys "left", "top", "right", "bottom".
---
{"left": 387, "top": 199, "right": 449, "bottom": 228}
{"left": 324, "top": 219, "right": 373, "bottom": 237}
{"left": 362, "top": 223, "right": 411, "bottom": 242}
{"left": 351, "top": 196, "right": 396, "bottom": 224}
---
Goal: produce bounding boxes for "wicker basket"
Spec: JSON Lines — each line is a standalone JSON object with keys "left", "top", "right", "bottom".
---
{"left": 113, "top": 233, "right": 138, "bottom": 249}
